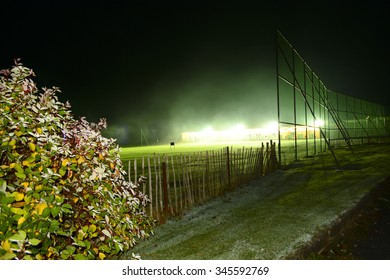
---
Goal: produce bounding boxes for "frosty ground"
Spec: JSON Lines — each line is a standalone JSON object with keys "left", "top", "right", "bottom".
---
{"left": 123, "top": 144, "right": 390, "bottom": 260}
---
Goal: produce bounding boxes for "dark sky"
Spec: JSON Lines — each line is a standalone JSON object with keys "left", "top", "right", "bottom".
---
{"left": 1, "top": 0, "right": 389, "bottom": 145}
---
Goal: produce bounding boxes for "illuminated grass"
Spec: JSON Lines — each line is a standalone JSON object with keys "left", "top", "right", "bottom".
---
{"left": 120, "top": 141, "right": 265, "bottom": 158}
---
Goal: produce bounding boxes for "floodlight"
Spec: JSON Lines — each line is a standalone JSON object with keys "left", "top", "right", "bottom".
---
{"left": 232, "top": 124, "right": 245, "bottom": 132}
{"left": 264, "top": 121, "right": 278, "bottom": 134}
{"left": 314, "top": 119, "right": 324, "bottom": 127}
{"left": 203, "top": 126, "right": 213, "bottom": 133}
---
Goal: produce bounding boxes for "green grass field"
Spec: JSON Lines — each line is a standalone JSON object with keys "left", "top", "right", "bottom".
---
{"left": 118, "top": 139, "right": 326, "bottom": 171}
{"left": 119, "top": 140, "right": 268, "bottom": 162}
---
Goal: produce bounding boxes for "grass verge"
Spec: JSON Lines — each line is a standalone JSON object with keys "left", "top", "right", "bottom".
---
{"left": 121, "top": 143, "right": 390, "bottom": 259}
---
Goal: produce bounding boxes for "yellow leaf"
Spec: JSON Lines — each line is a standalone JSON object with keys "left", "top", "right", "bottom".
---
{"left": 37, "top": 127, "right": 42, "bottom": 134}
{"left": 77, "top": 156, "right": 85, "bottom": 165}
{"left": 98, "top": 153, "right": 104, "bottom": 160}
{"left": 18, "top": 217, "right": 26, "bottom": 225}
{"left": 28, "top": 142, "right": 36, "bottom": 152}
{"left": 38, "top": 166, "right": 43, "bottom": 172}
{"left": 24, "top": 195, "right": 32, "bottom": 205}
{"left": 1, "top": 240, "right": 11, "bottom": 252}
{"left": 9, "top": 139, "right": 16, "bottom": 147}
{"left": 9, "top": 163, "right": 16, "bottom": 169}
{"left": 110, "top": 162, "right": 115, "bottom": 170}
{"left": 15, "top": 131, "right": 23, "bottom": 137}
{"left": 62, "top": 159, "right": 69, "bottom": 166}
{"left": 35, "top": 185, "right": 42, "bottom": 191}
{"left": 21, "top": 182, "right": 29, "bottom": 188}
{"left": 15, "top": 192, "right": 25, "bottom": 201}
{"left": 73, "top": 197, "right": 79, "bottom": 203}
{"left": 88, "top": 224, "right": 97, "bottom": 233}
{"left": 0, "top": 165, "right": 8, "bottom": 169}
{"left": 11, "top": 201, "right": 25, "bottom": 208}
{"left": 10, "top": 207, "right": 25, "bottom": 215}
{"left": 35, "top": 203, "right": 47, "bottom": 215}
{"left": 22, "top": 160, "right": 29, "bottom": 166}
{"left": 98, "top": 252, "right": 106, "bottom": 260}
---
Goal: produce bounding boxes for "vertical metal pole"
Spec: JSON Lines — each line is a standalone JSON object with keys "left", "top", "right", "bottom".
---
{"left": 318, "top": 78, "right": 323, "bottom": 152}
{"left": 303, "top": 61, "right": 308, "bottom": 157}
{"left": 293, "top": 50, "right": 298, "bottom": 161}
{"left": 276, "top": 31, "right": 282, "bottom": 165}
{"left": 226, "top": 146, "right": 231, "bottom": 189}
{"left": 336, "top": 91, "right": 339, "bottom": 144}
{"left": 325, "top": 84, "right": 330, "bottom": 149}
{"left": 312, "top": 70, "right": 316, "bottom": 155}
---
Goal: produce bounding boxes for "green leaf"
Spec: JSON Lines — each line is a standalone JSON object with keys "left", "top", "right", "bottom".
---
{"left": 49, "top": 220, "right": 60, "bottom": 231}
{"left": 83, "top": 240, "right": 91, "bottom": 249}
{"left": 66, "top": 245, "right": 76, "bottom": 255}
{"left": 98, "top": 245, "right": 111, "bottom": 253}
{"left": 62, "top": 203, "right": 72, "bottom": 210}
{"left": 61, "top": 249, "right": 70, "bottom": 260}
{"left": 1, "top": 196, "right": 15, "bottom": 204}
{"left": 24, "top": 194, "right": 32, "bottom": 205}
{"left": 74, "top": 254, "right": 87, "bottom": 260}
{"left": 29, "top": 238, "right": 41, "bottom": 246}
{"left": 15, "top": 172, "right": 26, "bottom": 180}
{"left": 74, "top": 240, "right": 86, "bottom": 247}
{"left": 9, "top": 230, "right": 26, "bottom": 242}
{"left": 82, "top": 225, "right": 88, "bottom": 233}
{"left": 56, "top": 230, "right": 70, "bottom": 237}
{"left": 14, "top": 164, "right": 24, "bottom": 173}
{"left": 51, "top": 206, "right": 61, "bottom": 218}
{"left": 59, "top": 167, "right": 67, "bottom": 177}
{"left": 41, "top": 207, "right": 51, "bottom": 218}
{"left": 47, "top": 194, "right": 55, "bottom": 203}
{"left": 0, "top": 252, "right": 17, "bottom": 260}
{"left": 61, "top": 203, "right": 73, "bottom": 214}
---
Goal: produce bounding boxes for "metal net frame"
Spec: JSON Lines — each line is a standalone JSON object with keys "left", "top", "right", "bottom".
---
{"left": 276, "top": 31, "right": 388, "bottom": 165}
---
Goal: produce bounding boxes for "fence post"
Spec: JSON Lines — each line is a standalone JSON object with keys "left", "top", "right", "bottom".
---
{"left": 162, "top": 161, "right": 168, "bottom": 214}
{"left": 226, "top": 146, "right": 231, "bottom": 189}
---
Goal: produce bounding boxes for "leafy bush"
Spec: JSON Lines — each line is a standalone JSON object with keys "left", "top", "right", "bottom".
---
{"left": 0, "top": 61, "right": 154, "bottom": 260}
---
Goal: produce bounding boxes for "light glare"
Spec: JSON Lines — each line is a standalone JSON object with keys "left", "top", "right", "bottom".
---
{"left": 314, "top": 119, "right": 324, "bottom": 127}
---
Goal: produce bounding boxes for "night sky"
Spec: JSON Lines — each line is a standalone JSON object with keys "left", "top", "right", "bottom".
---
{"left": 1, "top": 0, "right": 389, "bottom": 145}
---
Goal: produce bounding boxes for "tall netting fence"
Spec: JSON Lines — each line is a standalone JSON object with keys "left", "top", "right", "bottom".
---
{"left": 276, "top": 31, "right": 388, "bottom": 165}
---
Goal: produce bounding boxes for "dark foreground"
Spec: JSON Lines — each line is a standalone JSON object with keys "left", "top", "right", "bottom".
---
{"left": 312, "top": 176, "right": 390, "bottom": 260}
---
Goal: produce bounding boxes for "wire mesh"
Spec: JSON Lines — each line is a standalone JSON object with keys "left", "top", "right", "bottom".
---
{"left": 276, "top": 31, "right": 388, "bottom": 165}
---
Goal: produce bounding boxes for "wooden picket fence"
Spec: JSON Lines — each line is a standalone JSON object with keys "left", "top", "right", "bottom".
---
{"left": 127, "top": 141, "right": 278, "bottom": 222}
